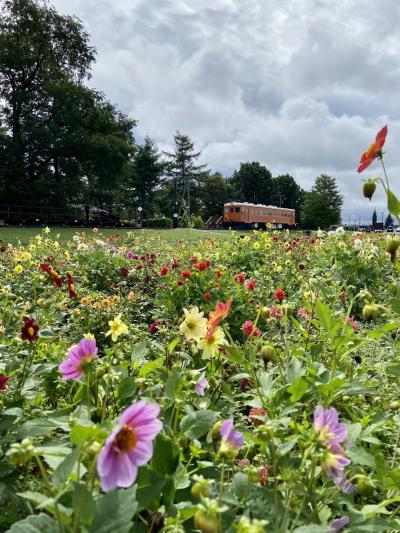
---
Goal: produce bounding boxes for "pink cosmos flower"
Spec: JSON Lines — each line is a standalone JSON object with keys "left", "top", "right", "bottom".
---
{"left": 220, "top": 419, "right": 244, "bottom": 449}
{"left": 97, "top": 401, "right": 162, "bottom": 491}
{"left": 195, "top": 377, "right": 208, "bottom": 396}
{"left": 59, "top": 338, "right": 98, "bottom": 380}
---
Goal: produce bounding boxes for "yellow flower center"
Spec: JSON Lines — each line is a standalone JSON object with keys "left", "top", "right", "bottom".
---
{"left": 27, "top": 327, "right": 34, "bottom": 337}
{"left": 186, "top": 320, "right": 195, "bottom": 330}
{"left": 114, "top": 425, "right": 137, "bottom": 452}
{"left": 365, "top": 143, "right": 375, "bottom": 158}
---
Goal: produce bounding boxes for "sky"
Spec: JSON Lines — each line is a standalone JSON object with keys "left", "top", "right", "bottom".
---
{"left": 51, "top": 0, "right": 400, "bottom": 224}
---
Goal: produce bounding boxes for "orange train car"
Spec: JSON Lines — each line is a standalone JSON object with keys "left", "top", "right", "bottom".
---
{"left": 223, "top": 202, "right": 295, "bottom": 229}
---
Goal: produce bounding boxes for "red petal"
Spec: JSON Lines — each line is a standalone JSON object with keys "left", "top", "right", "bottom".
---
{"left": 357, "top": 158, "right": 373, "bottom": 173}
{"left": 374, "top": 125, "right": 387, "bottom": 151}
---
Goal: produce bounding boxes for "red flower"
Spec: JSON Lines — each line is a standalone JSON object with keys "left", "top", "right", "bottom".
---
{"left": 274, "top": 288, "right": 286, "bottom": 303}
{"left": 40, "top": 263, "right": 62, "bottom": 288}
{"left": 357, "top": 125, "right": 387, "bottom": 173}
{"left": 176, "top": 280, "right": 184, "bottom": 286}
{"left": 203, "top": 292, "right": 212, "bottom": 302}
{"left": 246, "top": 279, "right": 256, "bottom": 291}
{"left": 120, "top": 267, "right": 129, "bottom": 278}
{"left": 149, "top": 320, "right": 160, "bottom": 334}
{"left": 198, "top": 262, "right": 207, "bottom": 271}
{"left": 66, "top": 273, "right": 77, "bottom": 298}
{"left": 249, "top": 407, "right": 267, "bottom": 427}
{"left": 136, "top": 264, "right": 143, "bottom": 270}
{"left": 0, "top": 375, "right": 10, "bottom": 391}
{"left": 171, "top": 259, "right": 179, "bottom": 269}
{"left": 160, "top": 265, "right": 169, "bottom": 276}
{"left": 298, "top": 263, "right": 305, "bottom": 270}
{"left": 181, "top": 269, "right": 191, "bottom": 279}
{"left": 259, "top": 466, "right": 268, "bottom": 487}
{"left": 215, "top": 270, "right": 222, "bottom": 278}
{"left": 208, "top": 300, "right": 232, "bottom": 331}
{"left": 21, "top": 316, "right": 39, "bottom": 342}
{"left": 242, "top": 320, "right": 257, "bottom": 337}
{"left": 235, "top": 272, "right": 246, "bottom": 284}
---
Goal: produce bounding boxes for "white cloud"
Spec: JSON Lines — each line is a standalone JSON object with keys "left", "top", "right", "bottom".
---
{"left": 51, "top": 0, "right": 400, "bottom": 221}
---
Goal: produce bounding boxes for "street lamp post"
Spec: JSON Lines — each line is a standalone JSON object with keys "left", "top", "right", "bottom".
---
{"left": 137, "top": 206, "right": 143, "bottom": 228}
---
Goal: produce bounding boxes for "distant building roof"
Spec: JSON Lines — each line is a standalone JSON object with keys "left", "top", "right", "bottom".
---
{"left": 224, "top": 202, "right": 295, "bottom": 212}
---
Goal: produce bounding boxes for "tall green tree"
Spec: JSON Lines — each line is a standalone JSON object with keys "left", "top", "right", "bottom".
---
{"left": 272, "top": 174, "right": 304, "bottom": 210}
{"left": 164, "top": 132, "right": 206, "bottom": 223}
{"left": 230, "top": 162, "right": 273, "bottom": 205}
{"left": 130, "top": 137, "right": 164, "bottom": 220}
{"left": 195, "top": 172, "right": 229, "bottom": 220}
{"left": 372, "top": 209, "right": 377, "bottom": 227}
{"left": 385, "top": 213, "right": 394, "bottom": 228}
{"left": 300, "top": 174, "right": 343, "bottom": 229}
{"left": 0, "top": 0, "right": 135, "bottom": 208}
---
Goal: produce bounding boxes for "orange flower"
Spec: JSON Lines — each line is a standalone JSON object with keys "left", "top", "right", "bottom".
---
{"left": 357, "top": 125, "right": 387, "bottom": 173}
{"left": 208, "top": 300, "right": 232, "bottom": 332}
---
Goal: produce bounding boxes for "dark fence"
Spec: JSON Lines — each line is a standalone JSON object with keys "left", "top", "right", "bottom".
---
{"left": 0, "top": 205, "right": 121, "bottom": 226}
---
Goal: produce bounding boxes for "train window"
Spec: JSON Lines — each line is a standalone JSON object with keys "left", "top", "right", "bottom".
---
{"left": 230, "top": 208, "right": 234, "bottom": 213}
{"left": 235, "top": 207, "right": 240, "bottom": 213}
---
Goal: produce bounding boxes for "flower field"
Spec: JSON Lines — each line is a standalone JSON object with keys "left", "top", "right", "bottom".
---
{"left": 1, "top": 226, "right": 400, "bottom": 532}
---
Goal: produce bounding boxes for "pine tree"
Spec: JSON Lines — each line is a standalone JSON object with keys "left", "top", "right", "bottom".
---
{"left": 164, "top": 132, "right": 206, "bottom": 225}
{"left": 300, "top": 175, "right": 343, "bottom": 229}
{"left": 385, "top": 213, "right": 394, "bottom": 228}
{"left": 372, "top": 209, "right": 377, "bottom": 227}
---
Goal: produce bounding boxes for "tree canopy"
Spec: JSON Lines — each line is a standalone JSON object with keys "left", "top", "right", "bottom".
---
{"left": 300, "top": 174, "right": 343, "bottom": 229}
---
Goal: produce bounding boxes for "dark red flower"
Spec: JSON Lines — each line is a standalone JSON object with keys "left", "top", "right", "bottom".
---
{"left": 246, "top": 279, "right": 256, "bottom": 291}
{"left": 357, "top": 125, "right": 387, "bottom": 173}
{"left": 0, "top": 375, "right": 10, "bottom": 391}
{"left": 235, "top": 272, "right": 245, "bottom": 284}
{"left": 298, "top": 263, "right": 305, "bottom": 270}
{"left": 203, "top": 292, "right": 212, "bottom": 302}
{"left": 160, "top": 265, "right": 169, "bottom": 276}
{"left": 136, "top": 264, "right": 143, "bottom": 270}
{"left": 0, "top": 246, "right": 6, "bottom": 253}
{"left": 242, "top": 320, "right": 260, "bottom": 337}
{"left": 144, "top": 275, "right": 152, "bottom": 282}
{"left": 21, "top": 316, "right": 39, "bottom": 342}
{"left": 40, "top": 263, "right": 62, "bottom": 288}
{"left": 198, "top": 262, "right": 207, "bottom": 271}
{"left": 176, "top": 280, "right": 184, "bottom": 286}
{"left": 249, "top": 407, "right": 267, "bottom": 426}
{"left": 181, "top": 269, "right": 191, "bottom": 279}
{"left": 120, "top": 267, "right": 129, "bottom": 278}
{"left": 259, "top": 466, "right": 268, "bottom": 487}
{"left": 274, "top": 288, "right": 287, "bottom": 303}
{"left": 66, "top": 273, "right": 77, "bottom": 298}
{"left": 149, "top": 320, "right": 160, "bottom": 334}
{"left": 171, "top": 259, "right": 179, "bottom": 269}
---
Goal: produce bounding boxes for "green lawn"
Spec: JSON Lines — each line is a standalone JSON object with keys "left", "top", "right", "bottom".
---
{"left": 0, "top": 227, "right": 235, "bottom": 245}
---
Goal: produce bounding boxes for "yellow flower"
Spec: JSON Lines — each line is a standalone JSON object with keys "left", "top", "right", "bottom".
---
{"left": 127, "top": 291, "right": 136, "bottom": 301}
{"left": 80, "top": 297, "right": 90, "bottom": 306}
{"left": 253, "top": 242, "right": 260, "bottom": 250}
{"left": 84, "top": 332, "right": 95, "bottom": 340}
{"left": 179, "top": 307, "right": 208, "bottom": 342}
{"left": 14, "top": 264, "right": 23, "bottom": 274}
{"left": 43, "top": 226, "right": 51, "bottom": 234}
{"left": 106, "top": 314, "right": 128, "bottom": 342}
{"left": 197, "top": 327, "right": 226, "bottom": 358}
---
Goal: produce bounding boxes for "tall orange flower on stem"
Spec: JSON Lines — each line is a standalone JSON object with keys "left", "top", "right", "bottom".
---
{"left": 357, "top": 125, "right": 387, "bottom": 173}
{"left": 207, "top": 299, "right": 232, "bottom": 334}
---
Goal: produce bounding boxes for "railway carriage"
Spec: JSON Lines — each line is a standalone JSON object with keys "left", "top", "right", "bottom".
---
{"left": 223, "top": 202, "right": 295, "bottom": 229}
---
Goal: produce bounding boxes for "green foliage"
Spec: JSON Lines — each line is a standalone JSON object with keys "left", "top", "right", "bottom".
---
{"left": 300, "top": 174, "right": 343, "bottom": 229}
{"left": 146, "top": 217, "right": 173, "bottom": 228}
{"left": 231, "top": 161, "right": 273, "bottom": 205}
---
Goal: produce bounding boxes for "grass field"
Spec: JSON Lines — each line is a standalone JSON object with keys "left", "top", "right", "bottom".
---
{"left": 0, "top": 226, "right": 235, "bottom": 245}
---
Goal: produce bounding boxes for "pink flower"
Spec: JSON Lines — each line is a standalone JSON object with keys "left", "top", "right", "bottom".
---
{"left": 220, "top": 419, "right": 243, "bottom": 451}
{"left": 195, "top": 377, "right": 208, "bottom": 396}
{"left": 274, "top": 288, "right": 286, "bottom": 303}
{"left": 149, "top": 320, "right": 160, "bottom": 334}
{"left": 58, "top": 338, "right": 98, "bottom": 380}
{"left": 0, "top": 375, "right": 10, "bottom": 391}
{"left": 97, "top": 401, "right": 162, "bottom": 491}
{"left": 242, "top": 320, "right": 261, "bottom": 337}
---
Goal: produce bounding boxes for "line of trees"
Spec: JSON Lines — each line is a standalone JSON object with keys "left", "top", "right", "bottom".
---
{"left": 0, "top": 0, "right": 343, "bottom": 229}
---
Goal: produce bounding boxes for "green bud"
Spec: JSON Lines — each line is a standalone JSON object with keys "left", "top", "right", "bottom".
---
{"left": 191, "top": 476, "right": 210, "bottom": 499}
{"left": 194, "top": 509, "right": 219, "bottom": 533}
{"left": 362, "top": 304, "right": 379, "bottom": 321}
{"left": 357, "top": 475, "right": 376, "bottom": 497}
{"left": 260, "top": 344, "right": 276, "bottom": 362}
{"left": 390, "top": 400, "right": 400, "bottom": 410}
{"left": 363, "top": 179, "right": 377, "bottom": 200}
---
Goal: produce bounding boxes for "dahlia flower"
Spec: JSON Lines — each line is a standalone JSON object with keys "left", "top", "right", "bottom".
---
{"left": 59, "top": 337, "right": 98, "bottom": 380}
{"left": 195, "top": 377, "right": 208, "bottom": 396}
{"left": 97, "top": 401, "right": 162, "bottom": 491}
{"left": 179, "top": 307, "right": 208, "bottom": 342}
{"left": 219, "top": 419, "right": 244, "bottom": 456}
{"left": 197, "top": 327, "right": 226, "bottom": 358}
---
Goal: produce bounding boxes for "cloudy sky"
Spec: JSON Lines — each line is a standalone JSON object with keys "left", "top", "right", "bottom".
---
{"left": 52, "top": 0, "right": 400, "bottom": 224}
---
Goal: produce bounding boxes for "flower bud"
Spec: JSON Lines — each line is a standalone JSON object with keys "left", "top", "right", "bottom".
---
{"left": 191, "top": 476, "right": 210, "bottom": 499}
{"left": 260, "top": 343, "right": 276, "bottom": 362}
{"left": 386, "top": 236, "right": 400, "bottom": 263}
{"left": 363, "top": 179, "right": 377, "bottom": 200}
{"left": 362, "top": 304, "right": 379, "bottom": 321}
{"left": 193, "top": 509, "right": 219, "bottom": 533}
{"left": 357, "top": 475, "right": 376, "bottom": 497}
{"left": 390, "top": 400, "right": 400, "bottom": 410}
{"left": 210, "top": 420, "right": 222, "bottom": 441}
{"left": 7, "top": 438, "right": 35, "bottom": 465}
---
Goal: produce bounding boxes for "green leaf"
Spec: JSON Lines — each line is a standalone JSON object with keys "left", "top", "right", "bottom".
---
{"left": 72, "top": 482, "right": 96, "bottom": 527}
{"left": 388, "top": 190, "right": 400, "bottom": 217}
{"left": 231, "top": 472, "right": 251, "bottom": 500}
{"left": 152, "top": 433, "right": 180, "bottom": 476}
{"left": 286, "top": 357, "right": 304, "bottom": 383}
{"left": 293, "top": 526, "right": 330, "bottom": 533}
{"left": 164, "top": 372, "right": 182, "bottom": 400}
{"left": 118, "top": 377, "right": 137, "bottom": 400}
{"left": 131, "top": 341, "right": 147, "bottom": 362}
{"left": 180, "top": 409, "right": 217, "bottom": 439}
{"left": 224, "top": 345, "right": 245, "bottom": 365}
{"left": 90, "top": 486, "right": 137, "bottom": 533}
{"left": 70, "top": 421, "right": 101, "bottom": 446}
{"left": 7, "top": 513, "right": 59, "bottom": 533}
{"left": 287, "top": 377, "right": 308, "bottom": 402}
{"left": 138, "top": 358, "right": 164, "bottom": 378}
{"left": 39, "top": 329, "right": 54, "bottom": 338}
{"left": 53, "top": 447, "right": 80, "bottom": 486}
{"left": 17, "top": 418, "right": 58, "bottom": 439}
{"left": 387, "top": 364, "right": 400, "bottom": 377}
{"left": 315, "top": 300, "right": 334, "bottom": 333}
{"left": 168, "top": 338, "right": 180, "bottom": 354}
{"left": 347, "top": 447, "right": 375, "bottom": 468}
{"left": 136, "top": 468, "right": 165, "bottom": 511}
